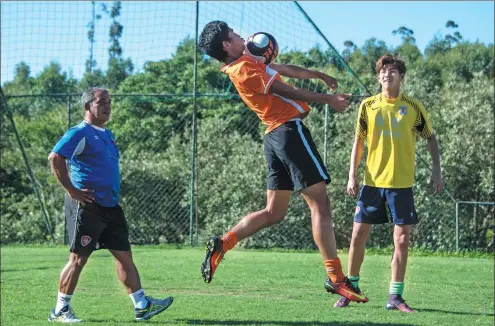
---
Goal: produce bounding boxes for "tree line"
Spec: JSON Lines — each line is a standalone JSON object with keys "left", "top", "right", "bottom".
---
{"left": 1, "top": 19, "right": 493, "bottom": 251}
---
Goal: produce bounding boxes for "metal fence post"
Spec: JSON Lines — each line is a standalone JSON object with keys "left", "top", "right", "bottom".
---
{"left": 63, "top": 93, "right": 71, "bottom": 245}
{"left": 188, "top": 0, "right": 199, "bottom": 247}
{"left": 455, "top": 201, "right": 459, "bottom": 251}
{"left": 1, "top": 88, "right": 55, "bottom": 241}
{"left": 67, "top": 93, "right": 71, "bottom": 129}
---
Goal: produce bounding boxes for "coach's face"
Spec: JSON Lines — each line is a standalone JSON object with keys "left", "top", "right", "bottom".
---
{"left": 223, "top": 29, "right": 245, "bottom": 57}
{"left": 89, "top": 90, "right": 112, "bottom": 123}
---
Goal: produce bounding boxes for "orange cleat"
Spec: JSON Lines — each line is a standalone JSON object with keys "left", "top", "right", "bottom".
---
{"left": 201, "top": 237, "right": 224, "bottom": 283}
{"left": 324, "top": 277, "right": 369, "bottom": 303}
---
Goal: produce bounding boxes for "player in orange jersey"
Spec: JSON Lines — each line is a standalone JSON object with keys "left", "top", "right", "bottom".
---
{"left": 198, "top": 21, "right": 367, "bottom": 304}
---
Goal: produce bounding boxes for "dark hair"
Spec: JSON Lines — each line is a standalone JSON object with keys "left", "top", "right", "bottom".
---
{"left": 375, "top": 54, "right": 406, "bottom": 75}
{"left": 198, "top": 21, "right": 231, "bottom": 62}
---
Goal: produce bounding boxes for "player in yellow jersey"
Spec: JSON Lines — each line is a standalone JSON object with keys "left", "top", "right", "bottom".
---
{"left": 333, "top": 54, "right": 443, "bottom": 312}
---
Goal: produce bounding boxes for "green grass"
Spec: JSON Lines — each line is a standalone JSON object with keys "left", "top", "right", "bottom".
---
{"left": 1, "top": 246, "right": 493, "bottom": 325}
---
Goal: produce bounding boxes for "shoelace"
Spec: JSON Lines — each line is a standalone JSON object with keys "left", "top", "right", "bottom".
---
{"left": 61, "top": 307, "right": 78, "bottom": 319}
{"left": 395, "top": 298, "right": 415, "bottom": 311}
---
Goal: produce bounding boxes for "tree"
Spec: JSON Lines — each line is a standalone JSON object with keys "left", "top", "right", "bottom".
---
{"left": 351, "top": 37, "right": 390, "bottom": 83}
{"left": 13, "top": 62, "right": 31, "bottom": 82}
{"left": 85, "top": 1, "right": 102, "bottom": 73}
{"left": 425, "top": 35, "right": 449, "bottom": 57}
{"left": 342, "top": 40, "right": 356, "bottom": 62}
{"left": 102, "top": 1, "right": 133, "bottom": 89}
{"left": 445, "top": 20, "right": 463, "bottom": 47}
{"left": 392, "top": 26, "right": 416, "bottom": 44}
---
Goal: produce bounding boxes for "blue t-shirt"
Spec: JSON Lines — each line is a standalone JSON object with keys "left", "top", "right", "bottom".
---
{"left": 51, "top": 121, "right": 120, "bottom": 207}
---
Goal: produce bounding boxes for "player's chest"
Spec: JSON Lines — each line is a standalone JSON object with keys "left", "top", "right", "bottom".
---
{"left": 84, "top": 133, "right": 120, "bottom": 161}
{"left": 368, "top": 103, "right": 415, "bottom": 129}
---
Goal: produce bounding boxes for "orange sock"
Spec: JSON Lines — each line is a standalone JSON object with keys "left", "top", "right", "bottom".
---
{"left": 324, "top": 258, "right": 345, "bottom": 283}
{"left": 221, "top": 231, "right": 238, "bottom": 252}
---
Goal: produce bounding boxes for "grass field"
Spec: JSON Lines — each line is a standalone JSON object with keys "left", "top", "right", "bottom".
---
{"left": 1, "top": 245, "right": 493, "bottom": 326}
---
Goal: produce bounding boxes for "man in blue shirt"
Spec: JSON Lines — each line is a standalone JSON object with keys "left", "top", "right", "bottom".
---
{"left": 48, "top": 88, "right": 173, "bottom": 323}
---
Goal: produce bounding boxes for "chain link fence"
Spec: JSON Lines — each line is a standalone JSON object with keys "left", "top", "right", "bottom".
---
{"left": 4, "top": 92, "right": 489, "bottom": 251}
{"left": 1, "top": 1, "right": 493, "bottom": 251}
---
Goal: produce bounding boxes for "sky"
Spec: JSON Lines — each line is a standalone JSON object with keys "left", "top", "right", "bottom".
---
{"left": 300, "top": 1, "right": 494, "bottom": 55}
{"left": 1, "top": 1, "right": 494, "bottom": 84}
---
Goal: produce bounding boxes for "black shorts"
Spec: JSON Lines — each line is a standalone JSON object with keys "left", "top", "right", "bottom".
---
{"left": 263, "top": 119, "right": 330, "bottom": 192}
{"left": 65, "top": 195, "right": 131, "bottom": 257}
{"left": 353, "top": 185, "right": 419, "bottom": 225}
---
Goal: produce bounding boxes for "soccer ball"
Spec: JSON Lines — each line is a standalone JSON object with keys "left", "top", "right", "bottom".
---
{"left": 245, "top": 32, "right": 279, "bottom": 65}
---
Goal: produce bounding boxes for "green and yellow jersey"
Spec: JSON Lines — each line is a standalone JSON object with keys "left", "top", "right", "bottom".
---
{"left": 356, "top": 92, "right": 433, "bottom": 188}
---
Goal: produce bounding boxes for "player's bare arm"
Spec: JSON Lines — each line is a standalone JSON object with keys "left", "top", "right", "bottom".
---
{"left": 347, "top": 136, "right": 365, "bottom": 197}
{"left": 269, "top": 79, "right": 350, "bottom": 112}
{"left": 426, "top": 133, "right": 443, "bottom": 194}
{"left": 48, "top": 152, "right": 94, "bottom": 203}
{"left": 270, "top": 63, "right": 338, "bottom": 91}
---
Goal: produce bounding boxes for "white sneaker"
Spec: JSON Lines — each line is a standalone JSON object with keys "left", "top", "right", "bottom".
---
{"left": 48, "top": 306, "right": 82, "bottom": 323}
{"left": 135, "top": 296, "right": 173, "bottom": 321}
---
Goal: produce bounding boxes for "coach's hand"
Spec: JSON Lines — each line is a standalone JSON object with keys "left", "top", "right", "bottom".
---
{"left": 347, "top": 175, "right": 359, "bottom": 197}
{"left": 429, "top": 169, "right": 443, "bottom": 195}
{"left": 68, "top": 188, "right": 95, "bottom": 204}
{"left": 321, "top": 74, "right": 338, "bottom": 91}
{"left": 328, "top": 94, "right": 351, "bottom": 112}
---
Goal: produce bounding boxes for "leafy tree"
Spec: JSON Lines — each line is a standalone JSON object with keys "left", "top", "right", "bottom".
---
{"left": 102, "top": 1, "right": 133, "bottom": 89}
{"left": 392, "top": 26, "right": 416, "bottom": 44}
{"left": 425, "top": 35, "right": 450, "bottom": 57}
{"left": 342, "top": 40, "right": 356, "bottom": 62}
{"left": 445, "top": 20, "right": 463, "bottom": 47}
{"left": 2, "top": 27, "right": 494, "bottom": 250}
{"left": 85, "top": 1, "right": 102, "bottom": 73}
{"left": 79, "top": 69, "right": 107, "bottom": 91}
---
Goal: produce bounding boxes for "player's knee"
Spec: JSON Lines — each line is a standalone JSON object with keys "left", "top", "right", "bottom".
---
{"left": 394, "top": 232, "right": 410, "bottom": 248}
{"left": 264, "top": 207, "right": 286, "bottom": 224}
{"left": 308, "top": 200, "right": 331, "bottom": 220}
{"left": 114, "top": 253, "right": 135, "bottom": 268}
{"left": 351, "top": 228, "right": 368, "bottom": 243}
{"left": 69, "top": 254, "right": 88, "bottom": 269}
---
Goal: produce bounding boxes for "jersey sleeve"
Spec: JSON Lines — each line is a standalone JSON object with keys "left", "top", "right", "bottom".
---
{"left": 355, "top": 100, "right": 368, "bottom": 139}
{"left": 413, "top": 101, "right": 433, "bottom": 139}
{"left": 236, "top": 61, "right": 278, "bottom": 94}
{"left": 51, "top": 128, "right": 86, "bottom": 159}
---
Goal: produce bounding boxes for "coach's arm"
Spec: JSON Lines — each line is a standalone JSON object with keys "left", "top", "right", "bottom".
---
{"left": 48, "top": 152, "right": 94, "bottom": 203}
{"left": 270, "top": 63, "right": 338, "bottom": 91}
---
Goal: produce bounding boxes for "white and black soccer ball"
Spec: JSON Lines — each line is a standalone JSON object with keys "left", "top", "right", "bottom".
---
{"left": 245, "top": 32, "right": 279, "bottom": 65}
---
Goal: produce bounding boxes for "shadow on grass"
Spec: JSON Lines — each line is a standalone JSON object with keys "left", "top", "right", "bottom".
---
{"left": 176, "top": 320, "right": 416, "bottom": 326}
{"left": 418, "top": 308, "right": 494, "bottom": 317}
{"left": 85, "top": 319, "right": 164, "bottom": 324}
{"left": 1, "top": 266, "right": 56, "bottom": 273}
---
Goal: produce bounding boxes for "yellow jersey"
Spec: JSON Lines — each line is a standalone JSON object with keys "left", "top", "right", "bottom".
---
{"left": 356, "top": 92, "right": 433, "bottom": 188}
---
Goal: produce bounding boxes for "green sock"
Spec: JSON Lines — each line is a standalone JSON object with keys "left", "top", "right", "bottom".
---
{"left": 389, "top": 281, "right": 404, "bottom": 295}
{"left": 348, "top": 275, "right": 360, "bottom": 288}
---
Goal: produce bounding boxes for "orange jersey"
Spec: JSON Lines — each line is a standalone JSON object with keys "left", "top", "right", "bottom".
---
{"left": 221, "top": 54, "right": 310, "bottom": 133}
